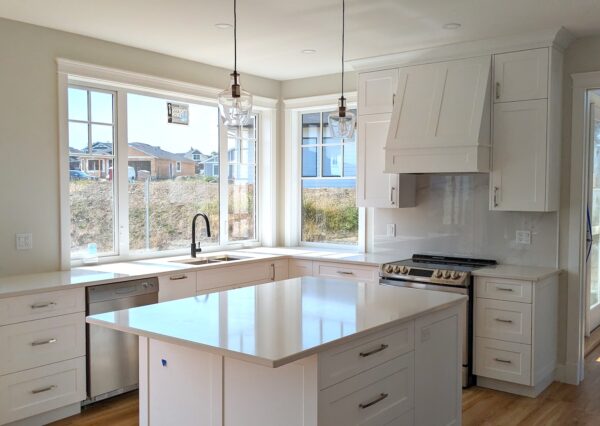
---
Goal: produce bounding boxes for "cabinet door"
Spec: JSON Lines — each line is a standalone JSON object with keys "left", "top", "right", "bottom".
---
{"left": 358, "top": 69, "right": 398, "bottom": 115}
{"left": 357, "top": 114, "right": 416, "bottom": 208}
{"left": 158, "top": 273, "right": 197, "bottom": 302}
{"left": 494, "top": 48, "right": 548, "bottom": 103}
{"left": 491, "top": 99, "right": 548, "bottom": 211}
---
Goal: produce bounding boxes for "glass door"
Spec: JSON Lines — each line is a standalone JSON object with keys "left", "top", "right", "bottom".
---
{"left": 587, "top": 91, "right": 600, "bottom": 333}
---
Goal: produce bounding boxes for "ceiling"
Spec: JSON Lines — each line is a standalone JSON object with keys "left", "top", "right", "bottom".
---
{"left": 1, "top": 0, "right": 600, "bottom": 80}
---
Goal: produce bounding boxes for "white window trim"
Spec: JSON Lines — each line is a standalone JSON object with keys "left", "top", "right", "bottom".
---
{"left": 283, "top": 92, "right": 365, "bottom": 252}
{"left": 57, "top": 59, "right": 277, "bottom": 269}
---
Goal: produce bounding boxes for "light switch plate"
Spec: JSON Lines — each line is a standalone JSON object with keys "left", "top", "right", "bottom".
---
{"left": 16, "top": 233, "right": 33, "bottom": 250}
{"left": 516, "top": 230, "right": 531, "bottom": 245}
{"left": 387, "top": 224, "right": 396, "bottom": 237}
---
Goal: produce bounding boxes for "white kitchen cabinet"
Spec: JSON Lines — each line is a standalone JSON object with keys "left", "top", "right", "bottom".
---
{"left": 356, "top": 113, "right": 416, "bottom": 208}
{"left": 196, "top": 259, "right": 288, "bottom": 294}
{"left": 313, "top": 261, "right": 379, "bottom": 283}
{"left": 490, "top": 99, "right": 549, "bottom": 211}
{"left": 493, "top": 48, "right": 549, "bottom": 103}
{"left": 158, "top": 272, "right": 197, "bottom": 302}
{"left": 288, "top": 259, "right": 314, "bottom": 278}
{"left": 358, "top": 69, "right": 398, "bottom": 115}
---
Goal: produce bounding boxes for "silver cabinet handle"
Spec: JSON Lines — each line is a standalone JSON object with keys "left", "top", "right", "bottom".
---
{"left": 169, "top": 275, "right": 188, "bottom": 281}
{"left": 31, "top": 338, "right": 57, "bottom": 346}
{"left": 30, "top": 302, "right": 56, "bottom": 309}
{"left": 359, "top": 393, "right": 389, "bottom": 409}
{"left": 271, "top": 264, "right": 275, "bottom": 281}
{"left": 496, "top": 287, "right": 513, "bottom": 292}
{"left": 359, "top": 344, "right": 389, "bottom": 357}
{"left": 392, "top": 93, "right": 396, "bottom": 105}
{"left": 31, "top": 385, "right": 57, "bottom": 394}
{"left": 496, "top": 82, "right": 501, "bottom": 100}
{"left": 495, "top": 318, "right": 513, "bottom": 324}
{"left": 493, "top": 186, "right": 500, "bottom": 208}
{"left": 494, "top": 358, "right": 512, "bottom": 364}
{"left": 390, "top": 186, "right": 396, "bottom": 206}
{"left": 337, "top": 270, "right": 355, "bottom": 276}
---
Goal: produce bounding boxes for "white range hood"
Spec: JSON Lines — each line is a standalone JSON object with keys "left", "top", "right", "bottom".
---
{"left": 384, "top": 55, "right": 491, "bottom": 174}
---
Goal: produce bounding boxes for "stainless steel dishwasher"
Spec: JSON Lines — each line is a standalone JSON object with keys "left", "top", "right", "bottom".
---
{"left": 85, "top": 277, "right": 158, "bottom": 404}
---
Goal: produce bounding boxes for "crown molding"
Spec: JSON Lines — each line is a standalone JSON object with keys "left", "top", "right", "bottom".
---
{"left": 283, "top": 92, "right": 357, "bottom": 110}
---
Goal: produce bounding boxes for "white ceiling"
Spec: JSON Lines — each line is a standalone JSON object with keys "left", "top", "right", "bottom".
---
{"left": 1, "top": 0, "right": 600, "bottom": 80}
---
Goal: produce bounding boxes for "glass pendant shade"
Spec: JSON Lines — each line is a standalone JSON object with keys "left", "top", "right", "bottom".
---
{"left": 328, "top": 97, "right": 355, "bottom": 138}
{"left": 218, "top": 72, "right": 253, "bottom": 127}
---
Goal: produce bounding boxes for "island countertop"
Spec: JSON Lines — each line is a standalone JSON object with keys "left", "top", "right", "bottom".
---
{"left": 86, "top": 276, "right": 466, "bottom": 367}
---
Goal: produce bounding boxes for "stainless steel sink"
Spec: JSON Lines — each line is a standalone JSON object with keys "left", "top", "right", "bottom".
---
{"left": 169, "top": 254, "right": 250, "bottom": 265}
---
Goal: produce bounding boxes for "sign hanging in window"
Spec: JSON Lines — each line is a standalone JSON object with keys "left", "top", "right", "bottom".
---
{"left": 167, "top": 102, "right": 189, "bottom": 125}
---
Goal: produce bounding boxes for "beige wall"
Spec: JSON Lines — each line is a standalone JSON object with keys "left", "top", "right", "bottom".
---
{"left": 0, "top": 17, "right": 279, "bottom": 277}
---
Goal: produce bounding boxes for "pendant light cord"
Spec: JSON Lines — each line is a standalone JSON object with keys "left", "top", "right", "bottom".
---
{"left": 234, "top": 0, "right": 237, "bottom": 73}
{"left": 341, "top": 0, "right": 345, "bottom": 97}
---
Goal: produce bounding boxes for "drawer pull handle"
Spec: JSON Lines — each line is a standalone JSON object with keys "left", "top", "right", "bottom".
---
{"left": 495, "top": 287, "right": 514, "bottom": 292}
{"left": 495, "top": 318, "right": 513, "bottom": 324}
{"left": 169, "top": 275, "right": 188, "bottom": 281}
{"left": 31, "top": 338, "right": 57, "bottom": 346}
{"left": 337, "top": 271, "right": 355, "bottom": 276}
{"left": 30, "top": 302, "right": 56, "bottom": 309}
{"left": 31, "top": 385, "right": 57, "bottom": 394}
{"left": 494, "top": 358, "right": 512, "bottom": 364}
{"left": 359, "top": 393, "right": 389, "bottom": 409}
{"left": 359, "top": 344, "right": 389, "bottom": 357}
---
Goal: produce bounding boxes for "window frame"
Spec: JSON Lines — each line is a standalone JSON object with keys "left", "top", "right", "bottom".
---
{"left": 283, "top": 94, "right": 365, "bottom": 251}
{"left": 58, "top": 60, "right": 275, "bottom": 268}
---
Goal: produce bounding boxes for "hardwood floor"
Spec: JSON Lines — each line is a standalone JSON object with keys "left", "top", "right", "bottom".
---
{"left": 51, "top": 345, "right": 600, "bottom": 426}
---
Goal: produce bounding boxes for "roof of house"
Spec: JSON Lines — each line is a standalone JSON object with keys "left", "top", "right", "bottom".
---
{"left": 129, "top": 142, "right": 193, "bottom": 162}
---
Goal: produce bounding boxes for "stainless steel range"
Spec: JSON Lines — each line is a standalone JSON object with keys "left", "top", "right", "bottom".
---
{"left": 379, "top": 254, "right": 496, "bottom": 388}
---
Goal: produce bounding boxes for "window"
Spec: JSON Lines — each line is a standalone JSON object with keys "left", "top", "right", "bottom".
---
{"left": 300, "top": 110, "right": 358, "bottom": 245}
{"left": 68, "top": 87, "right": 117, "bottom": 259}
{"left": 66, "top": 82, "right": 260, "bottom": 263}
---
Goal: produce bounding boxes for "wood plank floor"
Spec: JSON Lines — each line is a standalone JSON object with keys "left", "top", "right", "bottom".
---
{"left": 51, "top": 345, "right": 600, "bottom": 426}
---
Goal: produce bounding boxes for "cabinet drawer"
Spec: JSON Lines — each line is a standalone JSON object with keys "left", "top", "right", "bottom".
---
{"left": 197, "top": 261, "right": 271, "bottom": 293}
{"left": 314, "top": 262, "right": 379, "bottom": 283}
{"left": 0, "top": 357, "right": 86, "bottom": 424}
{"left": 158, "top": 273, "right": 197, "bottom": 302}
{"left": 0, "top": 288, "right": 85, "bottom": 326}
{"left": 319, "top": 323, "right": 413, "bottom": 389}
{"left": 474, "top": 337, "right": 531, "bottom": 385}
{"left": 475, "top": 298, "right": 531, "bottom": 344}
{"left": 0, "top": 312, "right": 86, "bottom": 376}
{"left": 475, "top": 277, "right": 532, "bottom": 303}
{"left": 319, "top": 353, "right": 414, "bottom": 426}
{"left": 288, "top": 259, "right": 314, "bottom": 278}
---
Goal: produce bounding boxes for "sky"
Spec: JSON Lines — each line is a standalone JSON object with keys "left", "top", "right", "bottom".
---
{"left": 68, "top": 88, "right": 220, "bottom": 155}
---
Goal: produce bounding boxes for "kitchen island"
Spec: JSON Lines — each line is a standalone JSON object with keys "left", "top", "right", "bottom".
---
{"left": 87, "top": 277, "right": 466, "bottom": 426}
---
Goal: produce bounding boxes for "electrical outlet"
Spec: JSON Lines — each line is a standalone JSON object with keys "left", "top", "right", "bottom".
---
{"left": 516, "top": 230, "right": 531, "bottom": 245}
{"left": 16, "top": 233, "right": 33, "bottom": 250}
{"left": 387, "top": 224, "right": 396, "bottom": 237}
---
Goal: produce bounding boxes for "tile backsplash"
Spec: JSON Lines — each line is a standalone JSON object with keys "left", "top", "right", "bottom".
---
{"left": 372, "top": 174, "right": 558, "bottom": 267}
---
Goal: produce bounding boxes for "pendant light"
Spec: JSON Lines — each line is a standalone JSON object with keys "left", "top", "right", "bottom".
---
{"left": 217, "top": 0, "right": 253, "bottom": 127}
{"left": 328, "top": 0, "right": 355, "bottom": 138}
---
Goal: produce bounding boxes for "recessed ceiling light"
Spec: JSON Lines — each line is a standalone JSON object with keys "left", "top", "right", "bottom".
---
{"left": 302, "top": 49, "right": 317, "bottom": 55}
{"left": 215, "top": 23, "right": 232, "bottom": 29}
{"left": 443, "top": 23, "right": 462, "bottom": 30}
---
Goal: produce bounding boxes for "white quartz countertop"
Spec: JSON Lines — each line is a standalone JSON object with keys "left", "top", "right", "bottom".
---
{"left": 86, "top": 277, "right": 466, "bottom": 367}
{"left": 472, "top": 264, "right": 561, "bottom": 281}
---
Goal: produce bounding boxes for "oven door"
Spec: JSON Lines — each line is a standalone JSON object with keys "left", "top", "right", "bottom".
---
{"left": 380, "top": 277, "right": 471, "bottom": 387}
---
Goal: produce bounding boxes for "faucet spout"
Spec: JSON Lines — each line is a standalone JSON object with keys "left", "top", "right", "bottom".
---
{"left": 191, "top": 213, "right": 211, "bottom": 258}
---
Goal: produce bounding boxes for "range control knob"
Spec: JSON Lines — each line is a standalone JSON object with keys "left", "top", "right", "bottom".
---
{"left": 443, "top": 270, "right": 452, "bottom": 279}
{"left": 451, "top": 271, "right": 461, "bottom": 280}
{"left": 399, "top": 266, "right": 409, "bottom": 274}
{"left": 385, "top": 265, "right": 394, "bottom": 273}
{"left": 434, "top": 270, "right": 443, "bottom": 279}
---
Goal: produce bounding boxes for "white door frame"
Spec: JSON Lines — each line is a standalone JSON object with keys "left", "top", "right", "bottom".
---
{"left": 567, "top": 71, "right": 600, "bottom": 385}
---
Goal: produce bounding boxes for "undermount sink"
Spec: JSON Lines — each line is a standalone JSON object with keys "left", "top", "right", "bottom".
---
{"left": 170, "top": 254, "right": 250, "bottom": 266}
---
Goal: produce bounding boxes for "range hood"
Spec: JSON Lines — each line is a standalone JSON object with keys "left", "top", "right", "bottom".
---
{"left": 384, "top": 55, "right": 491, "bottom": 174}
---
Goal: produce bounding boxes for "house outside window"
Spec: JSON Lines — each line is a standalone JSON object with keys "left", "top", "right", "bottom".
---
{"left": 176, "top": 161, "right": 182, "bottom": 173}
{"left": 300, "top": 110, "right": 358, "bottom": 245}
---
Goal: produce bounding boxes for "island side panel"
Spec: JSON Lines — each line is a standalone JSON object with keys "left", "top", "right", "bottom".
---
{"left": 223, "top": 355, "right": 318, "bottom": 426}
{"left": 414, "top": 304, "right": 463, "bottom": 426}
{"left": 142, "top": 338, "right": 223, "bottom": 426}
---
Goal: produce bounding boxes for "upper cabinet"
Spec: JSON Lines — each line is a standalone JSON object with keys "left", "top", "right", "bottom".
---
{"left": 490, "top": 47, "right": 561, "bottom": 212}
{"left": 493, "top": 48, "right": 549, "bottom": 103}
{"left": 384, "top": 56, "right": 492, "bottom": 174}
{"left": 358, "top": 69, "right": 398, "bottom": 115}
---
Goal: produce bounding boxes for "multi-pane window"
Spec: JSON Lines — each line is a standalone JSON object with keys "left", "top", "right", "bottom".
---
{"left": 301, "top": 110, "right": 358, "bottom": 245}
{"left": 66, "top": 84, "right": 259, "bottom": 262}
{"left": 68, "top": 87, "right": 117, "bottom": 259}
